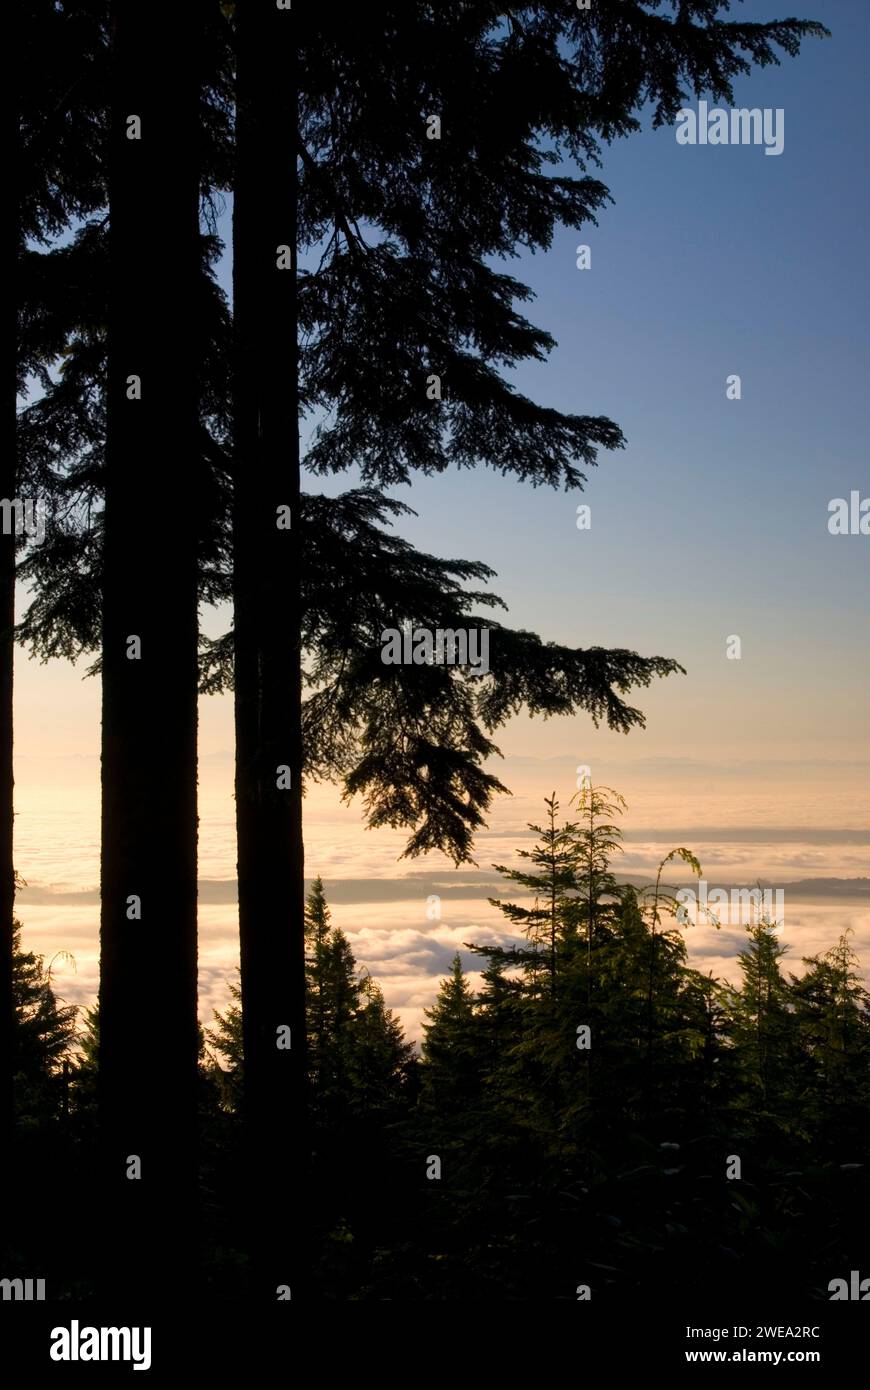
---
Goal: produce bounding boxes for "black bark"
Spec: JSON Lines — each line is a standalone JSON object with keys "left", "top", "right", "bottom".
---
{"left": 233, "top": 0, "right": 307, "bottom": 1299}
{"left": 99, "top": 0, "right": 202, "bottom": 1299}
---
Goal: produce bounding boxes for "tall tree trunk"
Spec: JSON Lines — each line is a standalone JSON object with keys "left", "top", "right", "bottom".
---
{"left": 0, "top": 61, "right": 18, "bottom": 1195}
{"left": 99, "top": 0, "right": 202, "bottom": 1300}
{"left": 233, "top": 0, "right": 307, "bottom": 1299}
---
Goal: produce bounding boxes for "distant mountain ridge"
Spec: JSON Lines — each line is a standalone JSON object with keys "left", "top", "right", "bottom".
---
{"left": 16, "top": 875, "right": 870, "bottom": 905}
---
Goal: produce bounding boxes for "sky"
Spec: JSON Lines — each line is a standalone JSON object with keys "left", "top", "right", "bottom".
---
{"left": 12, "top": 0, "right": 870, "bottom": 1045}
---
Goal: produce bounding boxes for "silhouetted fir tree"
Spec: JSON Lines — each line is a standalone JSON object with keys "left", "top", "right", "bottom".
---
{"left": 14, "top": 36, "right": 233, "bottom": 1217}
{"left": 561, "top": 783, "right": 629, "bottom": 1124}
{"left": 10, "top": 922, "right": 78, "bottom": 1129}
{"left": 634, "top": 846, "right": 704, "bottom": 1108}
{"left": 286, "top": 0, "right": 828, "bottom": 870}
{"left": 471, "top": 794, "right": 632, "bottom": 1153}
{"left": 729, "top": 918, "right": 795, "bottom": 1130}
{"left": 213, "top": 879, "right": 414, "bottom": 1136}
{"left": 419, "top": 954, "right": 481, "bottom": 1160}
{"left": 4, "top": 0, "right": 107, "bottom": 1188}
{"left": 205, "top": 977, "right": 244, "bottom": 1117}
{"left": 459, "top": 954, "right": 546, "bottom": 1205}
{"left": 313, "top": 929, "right": 361, "bottom": 1116}
{"left": 207, "top": 877, "right": 416, "bottom": 1284}
{"left": 70, "top": 1004, "right": 100, "bottom": 1124}
{"left": 98, "top": 0, "right": 204, "bottom": 1300}
{"left": 349, "top": 976, "right": 414, "bottom": 1121}
{"left": 666, "top": 965, "right": 733, "bottom": 1127}
{"left": 487, "top": 794, "right": 580, "bottom": 997}
{"left": 789, "top": 932, "right": 870, "bottom": 1151}
{"left": 474, "top": 955, "right": 524, "bottom": 1098}
{"left": 568, "top": 784, "right": 628, "bottom": 984}
{"left": 306, "top": 910, "right": 413, "bottom": 1206}
{"left": 1, "top": 919, "right": 83, "bottom": 1282}
{"left": 594, "top": 867, "right": 727, "bottom": 1140}
{"left": 475, "top": 800, "right": 587, "bottom": 1159}
{"left": 304, "top": 875, "right": 332, "bottom": 1084}
{"left": 483, "top": 795, "right": 698, "bottom": 1167}
{"left": 301, "top": 880, "right": 359, "bottom": 1135}
{"left": 231, "top": 0, "right": 306, "bottom": 1297}
{"left": 431, "top": 794, "right": 730, "bottom": 1293}
{"left": 330, "top": 973, "right": 417, "bottom": 1284}
{"left": 17, "top": 225, "right": 245, "bottom": 686}
{"left": 14, "top": 6, "right": 233, "bottom": 659}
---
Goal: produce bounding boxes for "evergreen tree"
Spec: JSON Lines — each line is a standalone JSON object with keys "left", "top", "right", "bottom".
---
{"left": 304, "top": 875, "right": 332, "bottom": 1084}
{"left": 309, "top": 910, "right": 414, "bottom": 1147}
{"left": 232, "top": 0, "right": 304, "bottom": 1297}
{"left": 789, "top": 932, "right": 870, "bottom": 1149}
{"left": 4, "top": 0, "right": 107, "bottom": 1182}
{"left": 568, "top": 783, "right": 628, "bottom": 991}
{"left": 11, "top": 922, "right": 78, "bottom": 1129}
{"left": 635, "top": 846, "right": 703, "bottom": 1097}
{"left": 477, "top": 796, "right": 592, "bottom": 1159}
{"left": 730, "top": 918, "right": 795, "bottom": 1123}
{"left": 488, "top": 794, "right": 580, "bottom": 996}
{"left": 475, "top": 954, "right": 523, "bottom": 1082}
{"left": 98, "top": 0, "right": 204, "bottom": 1299}
{"left": 70, "top": 1004, "right": 100, "bottom": 1123}
{"left": 205, "top": 875, "right": 418, "bottom": 1291}
{"left": 1, "top": 919, "right": 83, "bottom": 1283}
{"left": 471, "top": 796, "right": 710, "bottom": 1158}
{"left": 420, "top": 953, "right": 480, "bottom": 1130}
{"left": 672, "top": 966, "right": 733, "bottom": 1125}
{"left": 302, "top": 878, "right": 413, "bottom": 1129}
{"left": 314, "top": 928, "right": 361, "bottom": 1114}
{"left": 349, "top": 975, "right": 414, "bottom": 1121}
{"left": 205, "top": 977, "right": 243, "bottom": 1115}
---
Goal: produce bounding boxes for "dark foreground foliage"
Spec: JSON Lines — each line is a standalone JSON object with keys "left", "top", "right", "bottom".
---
{"left": 5, "top": 792, "right": 869, "bottom": 1302}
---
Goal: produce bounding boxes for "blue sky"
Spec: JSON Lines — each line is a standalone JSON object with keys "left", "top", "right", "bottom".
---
{"left": 281, "top": 0, "right": 870, "bottom": 765}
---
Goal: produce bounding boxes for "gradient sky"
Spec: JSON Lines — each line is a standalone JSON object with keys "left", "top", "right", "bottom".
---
{"left": 13, "top": 0, "right": 870, "bottom": 1042}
